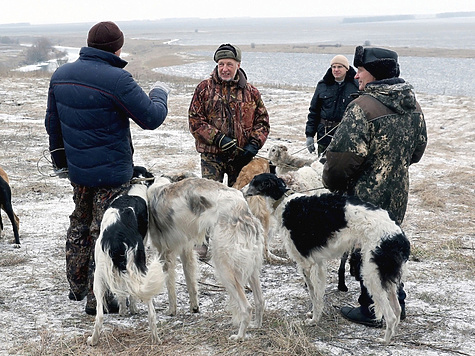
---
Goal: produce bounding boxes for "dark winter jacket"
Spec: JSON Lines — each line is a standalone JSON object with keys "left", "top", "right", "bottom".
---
{"left": 305, "top": 66, "right": 359, "bottom": 138}
{"left": 45, "top": 47, "right": 168, "bottom": 187}
{"left": 188, "top": 67, "right": 269, "bottom": 155}
{"left": 322, "top": 78, "right": 427, "bottom": 224}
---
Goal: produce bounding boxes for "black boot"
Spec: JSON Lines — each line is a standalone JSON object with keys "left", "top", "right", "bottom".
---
{"left": 85, "top": 292, "right": 120, "bottom": 316}
{"left": 340, "top": 306, "right": 383, "bottom": 328}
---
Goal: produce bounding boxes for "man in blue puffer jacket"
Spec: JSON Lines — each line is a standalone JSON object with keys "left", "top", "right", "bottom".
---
{"left": 45, "top": 21, "right": 169, "bottom": 315}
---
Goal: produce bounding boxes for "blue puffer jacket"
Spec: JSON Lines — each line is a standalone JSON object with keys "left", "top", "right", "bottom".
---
{"left": 45, "top": 47, "right": 168, "bottom": 187}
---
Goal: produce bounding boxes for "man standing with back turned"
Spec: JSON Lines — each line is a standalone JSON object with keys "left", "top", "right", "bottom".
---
{"left": 45, "top": 21, "right": 169, "bottom": 315}
{"left": 323, "top": 46, "right": 427, "bottom": 327}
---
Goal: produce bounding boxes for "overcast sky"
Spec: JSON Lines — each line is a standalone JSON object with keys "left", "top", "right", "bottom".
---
{"left": 1, "top": 0, "right": 474, "bottom": 25}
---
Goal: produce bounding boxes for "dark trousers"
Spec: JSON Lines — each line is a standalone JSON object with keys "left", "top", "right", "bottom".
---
{"left": 65, "top": 182, "right": 129, "bottom": 299}
{"left": 358, "top": 281, "right": 406, "bottom": 317}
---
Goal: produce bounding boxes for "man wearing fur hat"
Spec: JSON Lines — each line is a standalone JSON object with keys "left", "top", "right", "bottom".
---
{"left": 305, "top": 55, "right": 359, "bottom": 156}
{"left": 323, "top": 46, "right": 427, "bottom": 327}
{"left": 45, "top": 21, "right": 169, "bottom": 315}
{"left": 189, "top": 43, "right": 270, "bottom": 187}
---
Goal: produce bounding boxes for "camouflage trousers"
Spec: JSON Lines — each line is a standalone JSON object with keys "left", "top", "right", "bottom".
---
{"left": 200, "top": 152, "right": 251, "bottom": 187}
{"left": 65, "top": 182, "right": 130, "bottom": 300}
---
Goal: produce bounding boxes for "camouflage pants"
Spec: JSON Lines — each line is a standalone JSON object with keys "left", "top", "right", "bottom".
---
{"left": 65, "top": 182, "right": 129, "bottom": 299}
{"left": 200, "top": 152, "right": 251, "bottom": 187}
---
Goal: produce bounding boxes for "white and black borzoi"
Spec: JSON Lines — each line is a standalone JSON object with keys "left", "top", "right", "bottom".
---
{"left": 147, "top": 177, "right": 265, "bottom": 340}
{"left": 87, "top": 167, "right": 165, "bottom": 346}
{"left": 0, "top": 167, "right": 20, "bottom": 246}
{"left": 243, "top": 173, "right": 410, "bottom": 344}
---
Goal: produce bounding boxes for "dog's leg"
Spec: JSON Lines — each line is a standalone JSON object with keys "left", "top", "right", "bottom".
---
{"left": 180, "top": 247, "right": 200, "bottom": 313}
{"left": 118, "top": 296, "right": 128, "bottom": 316}
{"left": 3, "top": 202, "right": 20, "bottom": 246}
{"left": 128, "top": 296, "right": 140, "bottom": 315}
{"left": 162, "top": 252, "right": 178, "bottom": 316}
{"left": 303, "top": 262, "right": 326, "bottom": 326}
{"left": 146, "top": 298, "right": 161, "bottom": 344}
{"left": 225, "top": 278, "right": 252, "bottom": 341}
{"left": 87, "top": 275, "right": 105, "bottom": 346}
{"left": 248, "top": 270, "right": 264, "bottom": 329}
{"left": 338, "top": 252, "right": 349, "bottom": 292}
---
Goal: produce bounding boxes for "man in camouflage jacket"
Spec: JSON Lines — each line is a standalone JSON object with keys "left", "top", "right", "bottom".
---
{"left": 323, "top": 46, "right": 427, "bottom": 327}
{"left": 189, "top": 43, "right": 270, "bottom": 187}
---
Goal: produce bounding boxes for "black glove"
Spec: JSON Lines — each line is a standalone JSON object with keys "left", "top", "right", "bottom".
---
{"left": 216, "top": 134, "right": 238, "bottom": 152}
{"left": 241, "top": 142, "right": 259, "bottom": 159}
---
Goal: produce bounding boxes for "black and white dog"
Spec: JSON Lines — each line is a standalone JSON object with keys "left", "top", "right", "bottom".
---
{"left": 0, "top": 167, "right": 20, "bottom": 246}
{"left": 147, "top": 177, "right": 265, "bottom": 340}
{"left": 87, "top": 167, "right": 165, "bottom": 346}
{"left": 243, "top": 173, "right": 410, "bottom": 344}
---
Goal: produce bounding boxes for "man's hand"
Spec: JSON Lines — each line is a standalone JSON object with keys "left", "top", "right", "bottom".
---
{"left": 151, "top": 81, "right": 171, "bottom": 95}
{"left": 217, "top": 134, "right": 238, "bottom": 151}
{"left": 306, "top": 136, "right": 315, "bottom": 153}
{"left": 241, "top": 142, "right": 259, "bottom": 159}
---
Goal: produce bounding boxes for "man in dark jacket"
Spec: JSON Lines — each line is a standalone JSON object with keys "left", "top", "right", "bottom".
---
{"left": 323, "top": 46, "right": 427, "bottom": 327}
{"left": 305, "top": 55, "right": 359, "bottom": 156}
{"left": 45, "top": 21, "right": 169, "bottom": 315}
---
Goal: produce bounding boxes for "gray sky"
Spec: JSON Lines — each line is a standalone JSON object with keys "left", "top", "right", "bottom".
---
{"left": 1, "top": 0, "right": 474, "bottom": 25}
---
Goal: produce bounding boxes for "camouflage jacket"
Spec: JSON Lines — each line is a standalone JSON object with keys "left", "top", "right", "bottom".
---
{"left": 322, "top": 79, "right": 427, "bottom": 224}
{"left": 188, "top": 67, "right": 270, "bottom": 155}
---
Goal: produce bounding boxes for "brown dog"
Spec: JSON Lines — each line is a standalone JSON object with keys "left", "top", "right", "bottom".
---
{"left": 233, "top": 158, "right": 285, "bottom": 262}
{"left": 0, "top": 167, "right": 20, "bottom": 245}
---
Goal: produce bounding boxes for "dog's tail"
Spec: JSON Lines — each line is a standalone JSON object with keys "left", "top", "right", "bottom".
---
{"left": 123, "top": 253, "right": 165, "bottom": 302}
{"left": 138, "top": 258, "right": 165, "bottom": 301}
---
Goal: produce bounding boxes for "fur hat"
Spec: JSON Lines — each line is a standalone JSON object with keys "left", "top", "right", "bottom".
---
{"left": 87, "top": 21, "right": 124, "bottom": 53}
{"left": 353, "top": 46, "right": 400, "bottom": 80}
{"left": 214, "top": 43, "right": 241, "bottom": 63}
{"left": 330, "top": 55, "right": 349, "bottom": 70}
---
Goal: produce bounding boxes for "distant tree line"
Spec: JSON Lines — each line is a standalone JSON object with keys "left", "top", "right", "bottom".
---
{"left": 24, "top": 37, "right": 67, "bottom": 64}
{"left": 1, "top": 36, "right": 19, "bottom": 44}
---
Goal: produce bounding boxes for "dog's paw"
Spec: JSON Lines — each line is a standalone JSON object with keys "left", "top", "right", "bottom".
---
{"left": 249, "top": 320, "right": 262, "bottom": 329}
{"left": 229, "top": 333, "right": 248, "bottom": 341}
{"left": 304, "top": 318, "right": 317, "bottom": 326}
{"left": 165, "top": 308, "right": 176, "bottom": 316}
{"left": 86, "top": 336, "right": 97, "bottom": 346}
{"left": 191, "top": 306, "right": 200, "bottom": 313}
{"left": 151, "top": 333, "right": 162, "bottom": 344}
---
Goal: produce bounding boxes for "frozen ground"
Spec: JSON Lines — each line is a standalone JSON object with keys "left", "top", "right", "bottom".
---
{"left": 0, "top": 76, "right": 474, "bottom": 355}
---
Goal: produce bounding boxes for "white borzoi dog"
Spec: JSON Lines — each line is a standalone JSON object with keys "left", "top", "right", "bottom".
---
{"left": 147, "top": 177, "right": 265, "bottom": 340}
{"left": 242, "top": 173, "right": 410, "bottom": 344}
{"left": 87, "top": 168, "right": 165, "bottom": 346}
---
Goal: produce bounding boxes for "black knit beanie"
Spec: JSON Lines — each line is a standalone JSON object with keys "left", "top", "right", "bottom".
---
{"left": 214, "top": 44, "right": 242, "bottom": 62}
{"left": 87, "top": 21, "right": 124, "bottom": 53}
{"left": 353, "top": 46, "right": 400, "bottom": 80}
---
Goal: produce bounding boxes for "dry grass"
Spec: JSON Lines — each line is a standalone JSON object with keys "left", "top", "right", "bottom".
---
{"left": 1, "top": 40, "right": 474, "bottom": 356}
{"left": 12, "top": 308, "right": 344, "bottom": 356}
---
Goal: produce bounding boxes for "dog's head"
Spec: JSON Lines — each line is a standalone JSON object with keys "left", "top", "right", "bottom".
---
{"left": 242, "top": 173, "right": 289, "bottom": 201}
{"left": 268, "top": 144, "right": 288, "bottom": 165}
{"left": 132, "top": 166, "right": 155, "bottom": 186}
